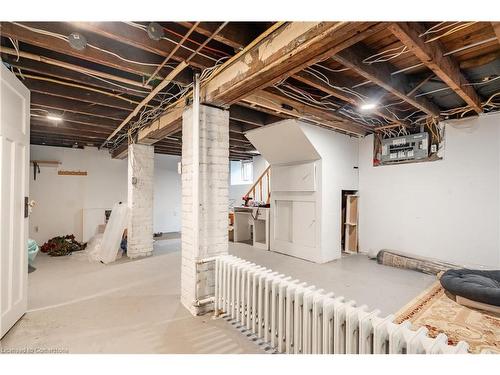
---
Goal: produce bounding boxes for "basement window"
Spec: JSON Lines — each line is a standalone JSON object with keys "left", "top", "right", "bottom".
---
{"left": 230, "top": 160, "right": 253, "bottom": 185}
{"left": 241, "top": 161, "right": 253, "bottom": 182}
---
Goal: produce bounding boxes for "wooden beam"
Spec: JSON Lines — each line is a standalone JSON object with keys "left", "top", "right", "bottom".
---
{"left": 31, "top": 92, "right": 130, "bottom": 121}
{"left": 0, "top": 22, "right": 160, "bottom": 79}
{"left": 30, "top": 111, "right": 119, "bottom": 130}
{"left": 72, "top": 22, "right": 213, "bottom": 70}
{"left": 491, "top": 22, "right": 500, "bottom": 44}
{"left": 459, "top": 50, "right": 500, "bottom": 70}
{"left": 0, "top": 45, "right": 151, "bottom": 90}
{"left": 111, "top": 142, "right": 129, "bottom": 159}
{"left": 31, "top": 123, "right": 113, "bottom": 139}
{"left": 137, "top": 22, "right": 382, "bottom": 145}
{"left": 20, "top": 77, "right": 138, "bottom": 111}
{"left": 202, "top": 22, "right": 384, "bottom": 106}
{"left": 1, "top": 54, "right": 152, "bottom": 98}
{"left": 31, "top": 123, "right": 111, "bottom": 139}
{"left": 229, "top": 105, "right": 269, "bottom": 126}
{"left": 293, "top": 70, "right": 410, "bottom": 127}
{"left": 137, "top": 104, "right": 185, "bottom": 144}
{"left": 178, "top": 22, "right": 257, "bottom": 51}
{"left": 241, "top": 89, "right": 368, "bottom": 135}
{"left": 102, "top": 61, "right": 188, "bottom": 146}
{"left": 332, "top": 43, "right": 441, "bottom": 117}
{"left": 388, "top": 22, "right": 482, "bottom": 114}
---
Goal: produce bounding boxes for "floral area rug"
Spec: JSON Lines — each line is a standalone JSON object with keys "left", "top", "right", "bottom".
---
{"left": 395, "top": 281, "right": 500, "bottom": 354}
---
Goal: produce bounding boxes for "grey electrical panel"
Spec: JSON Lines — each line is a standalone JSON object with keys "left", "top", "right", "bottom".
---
{"left": 380, "top": 132, "right": 429, "bottom": 164}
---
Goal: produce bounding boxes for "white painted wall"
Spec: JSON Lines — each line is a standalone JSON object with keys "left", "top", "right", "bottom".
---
{"left": 154, "top": 154, "right": 181, "bottom": 233}
{"left": 246, "top": 120, "right": 359, "bottom": 263}
{"left": 358, "top": 113, "right": 500, "bottom": 268}
{"left": 301, "top": 125, "right": 359, "bottom": 261}
{"left": 29, "top": 145, "right": 181, "bottom": 244}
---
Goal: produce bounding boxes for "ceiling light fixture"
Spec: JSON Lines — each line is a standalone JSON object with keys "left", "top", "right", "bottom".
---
{"left": 147, "top": 22, "right": 164, "bottom": 41}
{"left": 46, "top": 115, "right": 62, "bottom": 122}
{"left": 360, "top": 102, "right": 377, "bottom": 111}
{"left": 68, "top": 32, "right": 87, "bottom": 51}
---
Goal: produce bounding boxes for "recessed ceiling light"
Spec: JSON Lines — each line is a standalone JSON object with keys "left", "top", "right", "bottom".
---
{"left": 360, "top": 102, "right": 377, "bottom": 111}
{"left": 147, "top": 22, "right": 164, "bottom": 41}
{"left": 46, "top": 115, "right": 62, "bottom": 122}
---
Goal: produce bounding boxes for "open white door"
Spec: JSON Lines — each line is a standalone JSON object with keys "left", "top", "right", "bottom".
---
{"left": 0, "top": 63, "right": 30, "bottom": 338}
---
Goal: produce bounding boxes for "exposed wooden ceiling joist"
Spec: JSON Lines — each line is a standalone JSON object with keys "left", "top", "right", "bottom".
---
{"left": 31, "top": 92, "right": 130, "bottom": 121}
{"left": 293, "top": 69, "right": 410, "bottom": 127}
{"left": 21, "top": 76, "right": 138, "bottom": 111}
{"left": 0, "top": 45, "right": 152, "bottom": 90}
{"left": 0, "top": 22, "right": 164, "bottom": 80}
{"left": 388, "top": 22, "right": 482, "bottom": 114}
{"left": 202, "top": 22, "right": 384, "bottom": 106}
{"left": 103, "top": 61, "right": 188, "bottom": 146}
{"left": 30, "top": 110, "right": 119, "bottom": 130}
{"left": 137, "top": 22, "right": 379, "bottom": 145}
{"left": 71, "top": 22, "right": 214, "bottom": 71}
{"left": 491, "top": 22, "right": 500, "bottom": 44}
{"left": 332, "top": 43, "right": 441, "bottom": 117}
{"left": 177, "top": 22, "right": 260, "bottom": 51}
{"left": 241, "top": 89, "right": 368, "bottom": 135}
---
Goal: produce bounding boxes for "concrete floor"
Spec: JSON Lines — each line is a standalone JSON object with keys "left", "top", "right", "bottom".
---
{"left": 0, "top": 239, "right": 263, "bottom": 354}
{"left": 229, "top": 243, "right": 435, "bottom": 316}
{"left": 1, "top": 240, "right": 434, "bottom": 353}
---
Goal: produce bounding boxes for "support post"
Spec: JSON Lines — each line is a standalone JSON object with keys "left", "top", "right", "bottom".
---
{"left": 181, "top": 99, "right": 230, "bottom": 315}
{"left": 127, "top": 143, "right": 154, "bottom": 258}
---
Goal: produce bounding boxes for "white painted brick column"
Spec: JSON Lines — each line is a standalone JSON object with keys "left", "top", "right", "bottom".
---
{"left": 181, "top": 104, "right": 229, "bottom": 315}
{"left": 127, "top": 143, "right": 154, "bottom": 258}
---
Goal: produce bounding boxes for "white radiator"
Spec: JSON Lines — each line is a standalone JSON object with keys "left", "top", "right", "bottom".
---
{"left": 214, "top": 255, "right": 470, "bottom": 354}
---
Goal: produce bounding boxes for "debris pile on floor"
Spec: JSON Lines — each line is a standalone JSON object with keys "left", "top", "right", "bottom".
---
{"left": 40, "top": 234, "right": 86, "bottom": 256}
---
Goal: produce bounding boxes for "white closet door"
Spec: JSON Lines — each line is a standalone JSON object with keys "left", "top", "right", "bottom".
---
{"left": 0, "top": 63, "right": 30, "bottom": 338}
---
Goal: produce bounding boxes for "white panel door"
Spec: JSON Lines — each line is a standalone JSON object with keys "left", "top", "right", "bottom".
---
{"left": 0, "top": 63, "right": 30, "bottom": 338}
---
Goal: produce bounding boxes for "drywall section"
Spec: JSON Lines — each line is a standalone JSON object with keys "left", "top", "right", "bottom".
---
{"left": 29, "top": 145, "right": 181, "bottom": 244}
{"left": 246, "top": 120, "right": 359, "bottom": 263}
{"left": 358, "top": 113, "right": 500, "bottom": 268}
{"left": 301, "top": 125, "right": 359, "bottom": 261}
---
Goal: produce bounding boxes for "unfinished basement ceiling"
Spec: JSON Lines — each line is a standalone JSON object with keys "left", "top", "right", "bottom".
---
{"left": 1, "top": 21, "right": 499, "bottom": 160}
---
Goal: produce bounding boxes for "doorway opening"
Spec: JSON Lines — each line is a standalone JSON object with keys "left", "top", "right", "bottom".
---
{"left": 341, "top": 190, "right": 358, "bottom": 253}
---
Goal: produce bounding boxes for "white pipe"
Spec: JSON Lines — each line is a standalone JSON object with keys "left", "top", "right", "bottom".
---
{"left": 192, "top": 73, "right": 201, "bottom": 302}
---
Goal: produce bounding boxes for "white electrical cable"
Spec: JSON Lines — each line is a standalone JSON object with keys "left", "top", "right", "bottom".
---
{"left": 314, "top": 63, "right": 350, "bottom": 73}
{"left": 12, "top": 22, "right": 162, "bottom": 67}
{"left": 125, "top": 21, "right": 220, "bottom": 63}
{"left": 8, "top": 37, "right": 20, "bottom": 62}
{"left": 418, "top": 22, "right": 477, "bottom": 44}
{"left": 362, "top": 45, "right": 409, "bottom": 65}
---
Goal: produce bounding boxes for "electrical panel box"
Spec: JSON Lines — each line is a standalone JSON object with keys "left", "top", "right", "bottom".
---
{"left": 380, "top": 132, "right": 429, "bottom": 164}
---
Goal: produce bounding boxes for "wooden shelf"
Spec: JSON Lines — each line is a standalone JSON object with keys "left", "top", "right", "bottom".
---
{"left": 30, "top": 160, "right": 61, "bottom": 165}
